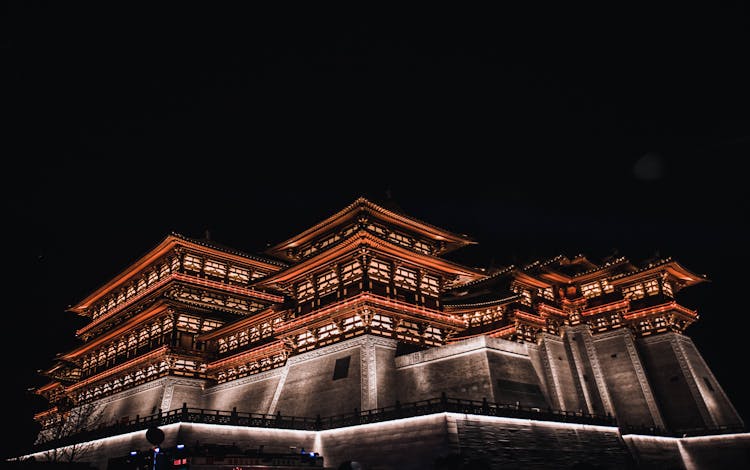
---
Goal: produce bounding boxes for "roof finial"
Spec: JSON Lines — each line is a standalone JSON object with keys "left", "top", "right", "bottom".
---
{"left": 204, "top": 229, "right": 211, "bottom": 241}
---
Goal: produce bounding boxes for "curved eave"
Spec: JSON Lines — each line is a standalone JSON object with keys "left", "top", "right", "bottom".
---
{"left": 70, "top": 234, "right": 285, "bottom": 315}
{"left": 274, "top": 292, "right": 467, "bottom": 337}
{"left": 198, "top": 306, "right": 287, "bottom": 341}
{"left": 75, "top": 274, "right": 284, "bottom": 337}
{"left": 206, "top": 340, "right": 286, "bottom": 371}
{"left": 570, "top": 258, "right": 631, "bottom": 282}
{"left": 443, "top": 294, "right": 522, "bottom": 312}
{"left": 34, "top": 406, "right": 60, "bottom": 420}
{"left": 622, "top": 301, "right": 698, "bottom": 321}
{"left": 257, "top": 230, "right": 486, "bottom": 288}
{"left": 445, "top": 265, "right": 516, "bottom": 292}
{"left": 609, "top": 260, "right": 708, "bottom": 287}
{"left": 35, "top": 381, "right": 63, "bottom": 394}
{"left": 65, "top": 303, "right": 172, "bottom": 359}
{"left": 514, "top": 271, "right": 555, "bottom": 289}
{"left": 266, "top": 197, "right": 475, "bottom": 260}
{"left": 66, "top": 346, "right": 170, "bottom": 392}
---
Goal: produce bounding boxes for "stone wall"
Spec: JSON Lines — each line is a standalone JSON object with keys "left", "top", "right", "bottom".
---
{"left": 639, "top": 333, "right": 745, "bottom": 431}
{"left": 274, "top": 339, "right": 363, "bottom": 417}
{"left": 24, "top": 415, "right": 750, "bottom": 470}
{"left": 394, "top": 336, "right": 546, "bottom": 407}
{"left": 592, "top": 329, "right": 663, "bottom": 428}
{"left": 202, "top": 369, "right": 282, "bottom": 414}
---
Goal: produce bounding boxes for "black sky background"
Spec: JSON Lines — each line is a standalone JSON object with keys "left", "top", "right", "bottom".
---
{"left": 3, "top": 3, "right": 749, "bottom": 460}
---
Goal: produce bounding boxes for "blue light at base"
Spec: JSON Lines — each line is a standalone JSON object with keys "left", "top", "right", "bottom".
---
{"left": 176, "top": 444, "right": 185, "bottom": 450}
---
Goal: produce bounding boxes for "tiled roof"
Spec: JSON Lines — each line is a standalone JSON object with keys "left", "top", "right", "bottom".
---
{"left": 171, "top": 232, "right": 288, "bottom": 267}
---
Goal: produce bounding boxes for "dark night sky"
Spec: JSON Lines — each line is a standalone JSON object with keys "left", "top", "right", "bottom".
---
{"left": 4, "top": 3, "right": 749, "bottom": 459}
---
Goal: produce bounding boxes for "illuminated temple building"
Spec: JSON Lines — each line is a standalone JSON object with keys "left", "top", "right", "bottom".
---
{"left": 26, "top": 198, "right": 748, "bottom": 469}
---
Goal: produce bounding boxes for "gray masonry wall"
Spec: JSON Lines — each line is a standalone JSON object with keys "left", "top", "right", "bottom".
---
{"left": 319, "top": 413, "right": 455, "bottom": 469}
{"left": 274, "top": 341, "right": 363, "bottom": 417}
{"left": 93, "top": 379, "right": 170, "bottom": 425}
{"left": 486, "top": 348, "right": 547, "bottom": 408}
{"left": 202, "top": 371, "right": 281, "bottom": 414}
{"left": 679, "top": 433, "right": 750, "bottom": 468}
{"left": 563, "top": 326, "right": 609, "bottom": 416}
{"left": 453, "top": 414, "right": 633, "bottom": 469}
{"left": 169, "top": 381, "right": 206, "bottom": 411}
{"left": 394, "top": 336, "right": 543, "bottom": 406}
{"left": 27, "top": 418, "right": 750, "bottom": 470}
{"left": 622, "top": 435, "right": 685, "bottom": 469}
{"left": 638, "top": 334, "right": 707, "bottom": 431}
{"left": 395, "top": 339, "right": 492, "bottom": 403}
{"left": 375, "top": 344, "right": 397, "bottom": 408}
{"left": 639, "top": 333, "right": 745, "bottom": 431}
{"left": 525, "top": 343, "right": 554, "bottom": 406}
{"left": 536, "top": 333, "right": 584, "bottom": 412}
{"left": 592, "top": 329, "right": 662, "bottom": 428}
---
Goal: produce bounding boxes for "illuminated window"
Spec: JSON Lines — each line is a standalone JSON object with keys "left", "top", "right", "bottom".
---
{"left": 249, "top": 326, "right": 260, "bottom": 342}
{"left": 296, "top": 280, "right": 314, "bottom": 301}
{"left": 228, "top": 266, "right": 250, "bottom": 283}
{"left": 368, "top": 258, "right": 391, "bottom": 283}
{"left": 388, "top": 231, "right": 412, "bottom": 248}
{"left": 662, "top": 279, "right": 673, "bottom": 297}
{"left": 177, "top": 315, "right": 201, "bottom": 333}
{"left": 317, "top": 323, "right": 339, "bottom": 342}
{"left": 371, "top": 314, "right": 393, "bottom": 330}
{"left": 367, "top": 224, "right": 387, "bottom": 236}
{"left": 413, "top": 240, "right": 431, "bottom": 254}
{"left": 581, "top": 282, "right": 602, "bottom": 298}
{"left": 644, "top": 279, "right": 659, "bottom": 296}
{"left": 138, "top": 329, "right": 149, "bottom": 347}
{"left": 251, "top": 270, "right": 266, "bottom": 280}
{"left": 183, "top": 254, "right": 202, "bottom": 272}
{"left": 537, "top": 287, "right": 554, "bottom": 301}
{"left": 316, "top": 270, "right": 339, "bottom": 296}
{"left": 260, "top": 321, "right": 272, "bottom": 338}
{"left": 394, "top": 266, "right": 417, "bottom": 291}
{"left": 341, "top": 260, "right": 363, "bottom": 285}
{"left": 148, "top": 270, "right": 158, "bottom": 285}
{"left": 202, "top": 319, "right": 222, "bottom": 332}
{"left": 601, "top": 279, "right": 614, "bottom": 293}
{"left": 396, "top": 320, "right": 421, "bottom": 342}
{"left": 225, "top": 296, "right": 244, "bottom": 309}
{"left": 203, "top": 259, "right": 227, "bottom": 278}
{"left": 622, "top": 283, "right": 645, "bottom": 300}
{"left": 318, "top": 234, "right": 341, "bottom": 250}
{"left": 511, "top": 284, "right": 533, "bottom": 305}
{"left": 420, "top": 274, "right": 440, "bottom": 297}
{"left": 301, "top": 244, "right": 318, "bottom": 258}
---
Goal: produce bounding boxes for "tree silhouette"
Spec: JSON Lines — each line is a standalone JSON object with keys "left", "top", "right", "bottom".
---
{"left": 34, "top": 399, "right": 104, "bottom": 465}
